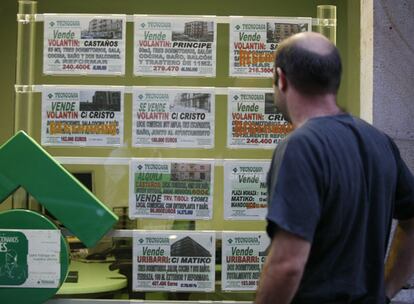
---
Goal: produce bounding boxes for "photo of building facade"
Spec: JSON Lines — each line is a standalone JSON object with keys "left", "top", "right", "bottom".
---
{"left": 171, "top": 236, "right": 212, "bottom": 257}
{"left": 264, "top": 93, "right": 278, "bottom": 114}
{"left": 79, "top": 91, "right": 121, "bottom": 111}
{"left": 172, "top": 21, "right": 214, "bottom": 42}
{"left": 266, "top": 22, "right": 308, "bottom": 43}
{"left": 170, "top": 163, "right": 211, "bottom": 182}
{"left": 184, "top": 21, "right": 210, "bottom": 39}
{"left": 173, "top": 93, "right": 211, "bottom": 112}
{"left": 81, "top": 19, "right": 123, "bottom": 39}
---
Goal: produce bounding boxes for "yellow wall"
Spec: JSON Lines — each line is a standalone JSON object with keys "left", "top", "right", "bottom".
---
{"left": 0, "top": 0, "right": 18, "bottom": 144}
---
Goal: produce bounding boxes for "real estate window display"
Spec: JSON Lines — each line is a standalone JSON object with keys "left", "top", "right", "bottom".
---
{"left": 3, "top": 1, "right": 359, "bottom": 302}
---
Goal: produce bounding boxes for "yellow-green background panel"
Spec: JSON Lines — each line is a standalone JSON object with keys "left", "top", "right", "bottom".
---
{"left": 1, "top": 0, "right": 360, "bottom": 144}
{"left": 4, "top": 0, "right": 360, "bottom": 230}
{"left": 0, "top": 0, "right": 361, "bottom": 300}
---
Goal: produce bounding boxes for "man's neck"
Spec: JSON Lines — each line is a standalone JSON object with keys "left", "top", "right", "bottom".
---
{"left": 287, "top": 91, "right": 341, "bottom": 129}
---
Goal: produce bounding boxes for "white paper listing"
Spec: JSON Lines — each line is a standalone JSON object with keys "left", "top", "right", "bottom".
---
{"left": 43, "top": 14, "right": 126, "bottom": 75}
{"left": 224, "top": 161, "right": 270, "bottom": 220}
{"left": 129, "top": 159, "right": 214, "bottom": 220}
{"left": 229, "top": 17, "right": 311, "bottom": 77}
{"left": 132, "top": 87, "right": 215, "bottom": 148}
{"left": 134, "top": 16, "right": 216, "bottom": 77}
{"left": 222, "top": 231, "right": 269, "bottom": 290}
{"left": 227, "top": 88, "right": 292, "bottom": 149}
{"left": 41, "top": 86, "right": 124, "bottom": 147}
{"left": 133, "top": 231, "right": 215, "bottom": 292}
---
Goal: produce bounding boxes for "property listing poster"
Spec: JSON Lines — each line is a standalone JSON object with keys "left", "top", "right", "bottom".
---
{"left": 41, "top": 86, "right": 124, "bottom": 146}
{"left": 133, "top": 230, "right": 215, "bottom": 292}
{"left": 129, "top": 159, "right": 214, "bottom": 219}
{"left": 229, "top": 17, "right": 311, "bottom": 77}
{"left": 43, "top": 14, "right": 126, "bottom": 75}
{"left": 223, "top": 161, "right": 270, "bottom": 220}
{"left": 132, "top": 87, "right": 215, "bottom": 148}
{"left": 227, "top": 88, "right": 292, "bottom": 149}
{"left": 222, "top": 231, "right": 269, "bottom": 291}
{"left": 0, "top": 230, "right": 60, "bottom": 288}
{"left": 134, "top": 15, "right": 216, "bottom": 76}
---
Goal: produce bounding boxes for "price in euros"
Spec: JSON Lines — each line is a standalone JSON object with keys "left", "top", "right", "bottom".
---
{"left": 62, "top": 64, "right": 90, "bottom": 70}
{"left": 246, "top": 138, "right": 274, "bottom": 144}
{"left": 248, "top": 67, "right": 273, "bottom": 74}
{"left": 153, "top": 66, "right": 179, "bottom": 72}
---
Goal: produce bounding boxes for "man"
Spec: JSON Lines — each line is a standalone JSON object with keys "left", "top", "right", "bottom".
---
{"left": 256, "top": 32, "right": 414, "bottom": 304}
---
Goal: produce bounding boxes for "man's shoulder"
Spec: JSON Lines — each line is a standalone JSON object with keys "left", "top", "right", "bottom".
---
{"left": 345, "top": 115, "right": 395, "bottom": 147}
{"left": 282, "top": 121, "right": 324, "bottom": 148}
{"left": 274, "top": 126, "right": 323, "bottom": 166}
{"left": 283, "top": 114, "right": 397, "bottom": 161}
{"left": 278, "top": 114, "right": 396, "bottom": 155}
{"left": 301, "top": 113, "right": 391, "bottom": 142}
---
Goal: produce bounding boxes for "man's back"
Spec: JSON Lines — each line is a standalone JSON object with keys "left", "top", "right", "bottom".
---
{"left": 266, "top": 113, "right": 411, "bottom": 303}
{"left": 256, "top": 31, "right": 414, "bottom": 304}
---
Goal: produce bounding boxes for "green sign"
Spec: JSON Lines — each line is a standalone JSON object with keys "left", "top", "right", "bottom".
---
{"left": 0, "top": 231, "right": 28, "bottom": 286}
{"left": 0, "top": 210, "right": 69, "bottom": 304}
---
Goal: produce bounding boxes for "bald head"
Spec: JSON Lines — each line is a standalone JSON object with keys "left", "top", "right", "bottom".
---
{"left": 284, "top": 32, "right": 335, "bottom": 55}
{"left": 274, "top": 32, "right": 342, "bottom": 95}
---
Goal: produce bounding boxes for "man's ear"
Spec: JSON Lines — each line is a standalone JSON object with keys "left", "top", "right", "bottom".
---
{"left": 276, "top": 67, "right": 287, "bottom": 92}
